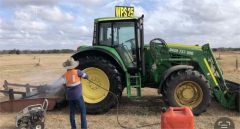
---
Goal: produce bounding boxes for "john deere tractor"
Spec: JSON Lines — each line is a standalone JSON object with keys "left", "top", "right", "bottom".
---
{"left": 72, "top": 15, "right": 240, "bottom": 115}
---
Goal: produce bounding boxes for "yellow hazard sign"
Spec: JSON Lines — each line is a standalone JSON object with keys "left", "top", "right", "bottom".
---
{"left": 115, "top": 6, "right": 134, "bottom": 17}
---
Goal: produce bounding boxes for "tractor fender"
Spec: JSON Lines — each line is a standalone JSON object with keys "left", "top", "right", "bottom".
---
{"left": 72, "top": 47, "right": 127, "bottom": 72}
{"left": 158, "top": 65, "right": 194, "bottom": 93}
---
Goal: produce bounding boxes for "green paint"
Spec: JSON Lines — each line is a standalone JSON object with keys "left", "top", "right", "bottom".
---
{"left": 75, "top": 17, "right": 238, "bottom": 110}
{"left": 77, "top": 45, "right": 127, "bottom": 72}
{"left": 167, "top": 43, "right": 202, "bottom": 50}
{"left": 126, "top": 73, "right": 142, "bottom": 98}
{"left": 77, "top": 42, "right": 237, "bottom": 110}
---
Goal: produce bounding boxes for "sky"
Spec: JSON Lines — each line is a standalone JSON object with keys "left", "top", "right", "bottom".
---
{"left": 0, "top": 0, "right": 240, "bottom": 50}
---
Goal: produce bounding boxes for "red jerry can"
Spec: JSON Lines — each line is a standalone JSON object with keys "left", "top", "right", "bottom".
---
{"left": 161, "top": 107, "right": 194, "bottom": 129}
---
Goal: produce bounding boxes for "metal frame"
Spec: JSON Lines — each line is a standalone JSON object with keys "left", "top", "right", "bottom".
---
{"left": 0, "top": 80, "right": 48, "bottom": 100}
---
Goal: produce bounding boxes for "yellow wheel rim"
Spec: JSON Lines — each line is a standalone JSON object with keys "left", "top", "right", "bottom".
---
{"left": 174, "top": 81, "right": 203, "bottom": 108}
{"left": 82, "top": 67, "right": 110, "bottom": 104}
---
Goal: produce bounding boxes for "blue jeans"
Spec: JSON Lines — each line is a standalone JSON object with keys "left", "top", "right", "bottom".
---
{"left": 68, "top": 96, "right": 87, "bottom": 129}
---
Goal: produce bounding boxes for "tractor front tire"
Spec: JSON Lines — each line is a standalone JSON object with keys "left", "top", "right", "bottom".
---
{"left": 164, "top": 69, "right": 211, "bottom": 115}
{"left": 77, "top": 56, "right": 122, "bottom": 114}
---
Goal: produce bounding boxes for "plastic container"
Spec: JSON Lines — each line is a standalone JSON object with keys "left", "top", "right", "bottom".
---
{"left": 161, "top": 107, "right": 194, "bottom": 129}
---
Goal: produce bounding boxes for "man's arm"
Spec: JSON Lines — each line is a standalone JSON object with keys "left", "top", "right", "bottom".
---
{"left": 77, "top": 70, "right": 89, "bottom": 79}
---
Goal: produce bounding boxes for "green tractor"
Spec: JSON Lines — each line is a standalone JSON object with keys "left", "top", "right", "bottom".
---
{"left": 72, "top": 16, "right": 240, "bottom": 115}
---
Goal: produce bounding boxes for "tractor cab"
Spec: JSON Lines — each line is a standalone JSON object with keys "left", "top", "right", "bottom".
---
{"left": 93, "top": 16, "right": 145, "bottom": 74}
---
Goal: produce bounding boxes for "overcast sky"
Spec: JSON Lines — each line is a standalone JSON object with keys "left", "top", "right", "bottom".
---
{"left": 0, "top": 0, "right": 240, "bottom": 50}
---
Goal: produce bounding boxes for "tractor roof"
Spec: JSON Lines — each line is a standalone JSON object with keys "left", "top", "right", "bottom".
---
{"left": 95, "top": 17, "right": 139, "bottom": 22}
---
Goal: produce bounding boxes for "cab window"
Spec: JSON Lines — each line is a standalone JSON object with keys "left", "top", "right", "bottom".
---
{"left": 99, "top": 22, "right": 112, "bottom": 46}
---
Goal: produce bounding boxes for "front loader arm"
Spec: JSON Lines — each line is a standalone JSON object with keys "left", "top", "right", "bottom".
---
{"left": 201, "top": 44, "right": 239, "bottom": 109}
{"left": 202, "top": 44, "right": 227, "bottom": 90}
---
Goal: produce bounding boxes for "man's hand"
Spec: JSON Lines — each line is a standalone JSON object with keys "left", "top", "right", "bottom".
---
{"left": 78, "top": 70, "right": 89, "bottom": 79}
{"left": 85, "top": 75, "right": 89, "bottom": 80}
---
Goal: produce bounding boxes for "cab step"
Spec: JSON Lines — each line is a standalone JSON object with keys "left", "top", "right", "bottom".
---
{"left": 126, "top": 73, "right": 141, "bottom": 98}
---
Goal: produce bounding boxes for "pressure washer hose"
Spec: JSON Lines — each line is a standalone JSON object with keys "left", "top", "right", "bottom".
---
{"left": 87, "top": 79, "right": 160, "bottom": 129}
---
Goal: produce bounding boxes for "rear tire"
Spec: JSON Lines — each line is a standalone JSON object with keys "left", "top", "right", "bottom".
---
{"left": 163, "top": 69, "right": 211, "bottom": 115}
{"left": 77, "top": 56, "right": 122, "bottom": 114}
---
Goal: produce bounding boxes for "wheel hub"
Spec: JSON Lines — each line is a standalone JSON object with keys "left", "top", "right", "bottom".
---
{"left": 88, "top": 76, "right": 100, "bottom": 90}
{"left": 182, "top": 87, "right": 194, "bottom": 99}
{"left": 174, "top": 81, "right": 203, "bottom": 108}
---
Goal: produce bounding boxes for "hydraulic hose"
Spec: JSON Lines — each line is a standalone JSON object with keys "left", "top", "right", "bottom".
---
{"left": 86, "top": 79, "right": 160, "bottom": 129}
{"left": 87, "top": 79, "right": 128, "bottom": 128}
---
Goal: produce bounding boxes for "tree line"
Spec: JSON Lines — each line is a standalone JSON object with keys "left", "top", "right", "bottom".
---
{"left": 0, "top": 49, "right": 75, "bottom": 54}
{"left": 0, "top": 47, "right": 239, "bottom": 54}
{"left": 212, "top": 47, "right": 240, "bottom": 52}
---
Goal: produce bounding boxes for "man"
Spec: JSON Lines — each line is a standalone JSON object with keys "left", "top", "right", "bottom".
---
{"left": 62, "top": 58, "right": 88, "bottom": 129}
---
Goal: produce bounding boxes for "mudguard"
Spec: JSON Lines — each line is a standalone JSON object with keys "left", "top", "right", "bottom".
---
{"left": 158, "top": 65, "right": 194, "bottom": 92}
{"left": 72, "top": 46, "right": 127, "bottom": 72}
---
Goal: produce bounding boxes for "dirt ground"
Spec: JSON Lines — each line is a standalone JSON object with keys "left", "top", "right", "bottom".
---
{"left": 0, "top": 52, "right": 239, "bottom": 129}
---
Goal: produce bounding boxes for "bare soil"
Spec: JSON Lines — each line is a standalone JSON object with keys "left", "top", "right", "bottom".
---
{"left": 0, "top": 52, "right": 239, "bottom": 129}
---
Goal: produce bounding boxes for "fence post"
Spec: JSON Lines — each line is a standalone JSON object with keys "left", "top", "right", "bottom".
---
{"left": 9, "top": 89, "right": 14, "bottom": 100}
{"left": 236, "top": 57, "right": 238, "bottom": 70}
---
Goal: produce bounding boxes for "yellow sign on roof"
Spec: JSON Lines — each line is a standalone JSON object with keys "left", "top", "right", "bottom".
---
{"left": 115, "top": 6, "right": 134, "bottom": 17}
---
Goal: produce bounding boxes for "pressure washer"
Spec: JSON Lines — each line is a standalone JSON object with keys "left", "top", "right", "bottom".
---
{"left": 16, "top": 99, "right": 48, "bottom": 129}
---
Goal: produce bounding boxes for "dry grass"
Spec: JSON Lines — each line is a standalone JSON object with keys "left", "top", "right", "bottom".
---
{"left": 0, "top": 54, "right": 70, "bottom": 87}
{"left": 0, "top": 52, "right": 239, "bottom": 129}
{"left": 215, "top": 51, "right": 240, "bottom": 82}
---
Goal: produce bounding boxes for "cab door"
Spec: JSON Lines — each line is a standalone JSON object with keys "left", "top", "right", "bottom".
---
{"left": 112, "top": 21, "right": 138, "bottom": 71}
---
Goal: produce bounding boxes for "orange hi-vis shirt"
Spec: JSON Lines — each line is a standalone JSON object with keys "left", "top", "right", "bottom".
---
{"left": 63, "top": 69, "right": 88, "bottom": 100}
{"left": 65, "top": 69, "right": 81, "bottom": 87}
